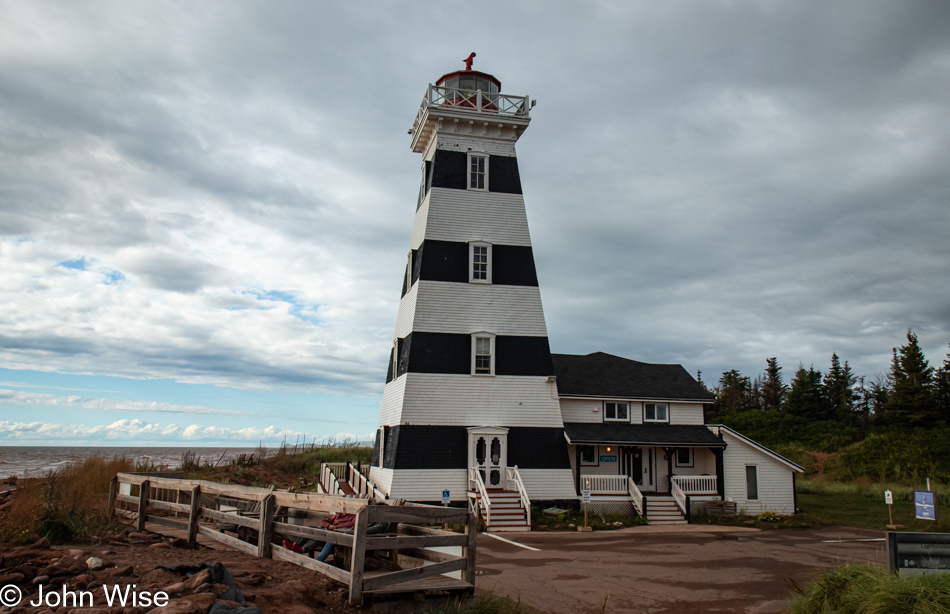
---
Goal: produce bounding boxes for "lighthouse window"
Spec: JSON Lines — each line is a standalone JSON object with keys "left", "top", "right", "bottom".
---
{"left": 468, "top": 153, "right": 488, "bottom": 191}
{"left": 469, "top": 242, "right": 492, "bottom": 284}
{"left": 471, "top": 333, "right": 495, "bottom": 375}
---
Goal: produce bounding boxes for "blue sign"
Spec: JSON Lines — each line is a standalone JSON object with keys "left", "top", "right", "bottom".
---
{"left": 442, "top": 489, "right": 451, "bottom": 504}
{"left": 600, "top": 455, "right": 617, "bottom": 463}
{"left": 916, "top": 491, "right": 937, "bottom": 521}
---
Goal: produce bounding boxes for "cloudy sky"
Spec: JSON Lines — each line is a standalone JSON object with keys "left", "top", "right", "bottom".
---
{"left": 1, "top": 2, "right": 948, "bottom": 445}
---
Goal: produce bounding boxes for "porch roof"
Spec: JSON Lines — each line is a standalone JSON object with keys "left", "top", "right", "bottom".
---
{"left": 563, "top": 422, "right": 726, "bottom": 447}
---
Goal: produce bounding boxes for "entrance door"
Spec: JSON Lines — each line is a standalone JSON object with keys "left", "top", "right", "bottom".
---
{"left": 468, "top": 427, "right": 508, "bottom": 489}
{"left": 623, "top": 447, "right": 654, "bottom": 491}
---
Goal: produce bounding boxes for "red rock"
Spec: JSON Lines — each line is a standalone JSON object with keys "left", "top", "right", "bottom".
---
{"left": 32, "top": 537, "right": 52, "bottom": 549}
{"left": 183, "top": 569, "right": 211, "bottom": 590}
{"left": 33, "top": 574, "right": 50, "bottom": 584}
{"left": 144, "top": 599, "right": 199, "bottom": 614}
{"left": 148, "top": 542, "right": 171, "bottom": 549}
{"left": 180, "top": 592, "right": 215, "bottom": 611}
{"left": 0, "top": 572, "right": 24, "bottom": 585}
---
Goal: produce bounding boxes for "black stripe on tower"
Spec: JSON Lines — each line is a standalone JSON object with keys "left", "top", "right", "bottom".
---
{"left": 429, "top": 150, "right": 523, "bottom": 194}
{"left": 385, "top": 332, "right": 554, "bottom": 380}
{"left": 372, "top": 426, "right": 571, "bottom": 470}
{"left": 417, "top": 240, "right": 539, "bottom": 286}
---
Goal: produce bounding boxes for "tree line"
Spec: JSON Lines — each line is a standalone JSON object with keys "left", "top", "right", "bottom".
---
{"left": 705, "top": 330, "right": 950, "bottom": 433}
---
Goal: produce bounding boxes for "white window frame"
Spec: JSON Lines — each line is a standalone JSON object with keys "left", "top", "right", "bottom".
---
{"left": 745, "top": 465, "right": 759, "bottom": 500}
{"left": 471, "top": 332, "right": 495, "bottom": 376}
{"left": 467, "top": 152, "right": 488, "bottom": 191}
{"left": 469, "top": 242, "right": 492, "bottom": 284}
{"left": 390, "top": 341, "right": 399, "bottom": 381}
{"left": 644, "top": 402, "right": 669, "bottom": 423}
{"left": 579, "top": 445, "right": 599, "bottom": 466}
{"left": 675, "top": 447, "right": 694, "bottom": 468}
{"left": 405, "top": 250, "right": 413, "bottom": 291}
{"left": 603, "top": 401, "right": 629, "bottom": 422}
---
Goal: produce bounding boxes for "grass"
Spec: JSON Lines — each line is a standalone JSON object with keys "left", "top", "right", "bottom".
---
{"left": 0, "top": 455, "right": 141, "bottom": 544}
{"left": 693, "top": 478, "right": 950, "bottom": 532}
{"left": 790, "top": 563, "right": 950, "bottom": 614}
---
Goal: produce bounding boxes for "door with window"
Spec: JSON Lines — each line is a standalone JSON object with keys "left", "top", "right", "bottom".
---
{"left": 622, "top": 446, "right": 654, "bottom": 491}
{"left": 468, "top": 427, "right": 508, "bottom": 489}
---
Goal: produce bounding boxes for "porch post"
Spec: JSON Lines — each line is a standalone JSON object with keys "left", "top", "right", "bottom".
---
{"left": 574, "top": 446, "right": 581, "bottom": 496}
{"left": 713, "top": 447, "right": 725, "bottom": 499}
{"left": 663, "top": 447, "right": 673, "bottom": 493}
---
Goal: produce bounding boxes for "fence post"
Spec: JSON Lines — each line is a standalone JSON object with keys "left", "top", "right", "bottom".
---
{"left": 258, "top": 494, "right": 276, "bottom": 558}
{"left": 348, "top": 507, "right": 370, "bottom": 606}
{"left": 464, "top": 501, "right": 478, "bottom": 587}
{"left": 187, "top": 485, "right": 201, "bottom": 544}
{"left": 107, "top": 476, "right": 118, "bottom": 519}
{"left": 136, "top": 480, "right": 150, "bottom": 532}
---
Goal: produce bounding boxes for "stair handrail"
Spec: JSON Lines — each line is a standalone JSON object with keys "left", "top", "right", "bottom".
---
{"left": 346, "top": 461, "right": 386, "bottom": 501}
{"left": 628, "top": 476, "right": 644, "bottom": 516}
{"left": 671, "top": 479, "right": 688, "bottom": 517}
{"left": 506, "top": 465, "right": 532, "bottom": 528}
{"left": 468, "top": 467, "right": 491, "bottom": 527}
{"left": 319, "top": 462, "right": 345, "bottom": 496}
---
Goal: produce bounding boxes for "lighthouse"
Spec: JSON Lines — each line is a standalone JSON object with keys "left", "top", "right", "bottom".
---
{"left": 369, "top": 58, "right": 576, "bottom": 526}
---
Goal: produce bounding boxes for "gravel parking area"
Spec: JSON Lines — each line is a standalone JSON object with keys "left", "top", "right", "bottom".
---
{"left": 475, "top": 525, "right": 887, "bottom": 614}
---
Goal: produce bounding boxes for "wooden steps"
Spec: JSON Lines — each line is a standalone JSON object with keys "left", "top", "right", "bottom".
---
{"left": 470, "top": 490, "right": 529, "bottom": 532}
{"left": 646, "top": 496, "right": 687, "bottom": 525}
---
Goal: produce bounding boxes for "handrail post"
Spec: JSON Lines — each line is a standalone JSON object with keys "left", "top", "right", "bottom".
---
{"left": 463, "top": 499, "right": 478, "bottom": 586}
{"left": 108, "top": 476, "right": 118, "bottom": 519}
{"left": 136, "top": 480, "right": 150, "bottom": 532}
{"left": 258, "top": 494, "right": 276, "bottom": 558}
{"left": 349, "top": 507, "right": 369, "bottom": 606}
{"left": 187, "top": 485, "right": 200, "bottom": 545}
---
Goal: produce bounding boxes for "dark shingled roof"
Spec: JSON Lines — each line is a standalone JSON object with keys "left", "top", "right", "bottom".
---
{"left": 552, "top": 352, "right": 713, "bottom": 401}
{"left": 564, "top": 423, "right": 725, "bottom": 447}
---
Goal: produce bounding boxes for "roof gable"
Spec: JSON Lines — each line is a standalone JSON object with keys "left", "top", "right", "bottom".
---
{"left": 552, "top": 352, "right": 713, "bottom": 401}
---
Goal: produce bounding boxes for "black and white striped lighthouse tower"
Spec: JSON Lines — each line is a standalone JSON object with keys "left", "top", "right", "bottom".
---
{"left": 370, "top": 57, "right": 575, "bottom": 513}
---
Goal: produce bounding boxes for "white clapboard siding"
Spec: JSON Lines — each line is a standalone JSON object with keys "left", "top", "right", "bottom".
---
{"left": 368, "top": 466, "right": 393, "bottom": 496}
{"left": 394, "top": 373, "right": 563, "bottom": 427}
{"left": 379, "top": 375, "right": 409, "bottom": 427}
{"left": 435, "top": 137, "right": 518, "bottom": 157}
{"left": 410, "top": 191, "right": 430, "bottom": 250}
{"left": 400, "top": 282, "right": 548, "bottom": 337}
{"left": 720, "top": 430, "right": 796, "bottom": 515}
{"left": 380, "top": 469, "right": 469, "bottom": 502}
{"left": 518, "top": 469, "right": 578, "bottom": 500}
{"left": 394, "top": 283, "right": 418, "bottom": 337}
{"left": 670, "top": 402, "right": 706, "bottom": 425}
{"left": 422, "top": 188, "right": 532, "bottom": 247}
{"left": 559, "top": 399, "right": 603, "bottom": 423}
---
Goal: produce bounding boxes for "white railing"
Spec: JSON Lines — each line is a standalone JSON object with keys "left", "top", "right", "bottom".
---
{"left": 468, "top": 467, "right": 492, "bottom": 527}
{"left": 319, "top": 462, "right": 345, "bottom": 496}
{"left": 412, "top": 85, "right": 530, "bottom": 136}
{"left": 347, "top": 462, "right": 386, "bottom": 502}
{"left": 628, "top": 477, "right": 644, "bottom": 516}
{"left": 671, "top": 480, "right": 688, "bottom": 517}
{"left": 671, "top": 475, "right": 718, "bottom": 495}
{"left": 581, "top": 474, "right": 629, "bottom": 495}
{"left": 506, "top": 465, "right": 531, "bottom": 528}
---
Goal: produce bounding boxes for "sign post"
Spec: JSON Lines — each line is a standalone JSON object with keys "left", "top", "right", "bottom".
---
{"left": 580, "top": 489, "right": 592, "bottom": 531}
{"left": 442, "top": 489, "right": 451, "bottom": 529}
{"left": 885, "top": 490, "right": 895, "bottom": 528}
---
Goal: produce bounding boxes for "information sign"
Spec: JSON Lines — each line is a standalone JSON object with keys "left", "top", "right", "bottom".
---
{"left": 581, "top": 489, "right": 591, "bottom": 504}
{"left": 888, "top": 532, "right": 950, "bottom": 575}
{"left": 442, "top": 489, "right": 451, "bottom": 505}
{"left": 885, "top": 490, "right": 893, "bottom": 505}
{"left": 916, "top": 491, "right": 937, "bottom": 521}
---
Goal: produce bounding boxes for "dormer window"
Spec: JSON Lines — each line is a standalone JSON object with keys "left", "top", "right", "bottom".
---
{"left": 644, "top": 403, "right": 668, "bottom": 422}
{"left": 468, "top": 153, "right": 488, "bottom": 191}
{"left": 604, "top": 402, "right": 628, "bottom": 421}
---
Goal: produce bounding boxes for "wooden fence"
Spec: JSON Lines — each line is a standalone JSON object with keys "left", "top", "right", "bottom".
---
{"left": 109, "top": 472, "right": 476, "bottom": 605}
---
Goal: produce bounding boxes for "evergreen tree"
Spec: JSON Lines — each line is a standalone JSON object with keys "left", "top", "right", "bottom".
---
{"left": 785, "top": 365, "right": 829, "bottom": 420}
{"left": 934, "top": 342, "right": 950, "bottom": 423}
{"left": 825, "top": 352, "right": 858, "bottom": 421}
{"left": 760, "top": 357, "right": 786, "bottom": 411}
{"left": 713, "top": 370, "right": 753, "bottom": 416}
{"left": 883, "top": 329, "right": 938, "bottom": 427}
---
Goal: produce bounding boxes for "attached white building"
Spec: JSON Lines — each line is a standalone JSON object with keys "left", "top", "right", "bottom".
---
{"left": 367, "top": 62, "right": 802, "bottom": 529}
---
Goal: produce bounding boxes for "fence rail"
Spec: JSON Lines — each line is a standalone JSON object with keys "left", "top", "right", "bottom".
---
{"left": 110, "top": 472, "right": 476, "bottom": 605}
{"left": 671, "top": 475, "right": 718, "bottom": 495}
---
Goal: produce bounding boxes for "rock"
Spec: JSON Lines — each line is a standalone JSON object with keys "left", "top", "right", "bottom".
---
{"left": 109, "top": 540, "right": 130, "bottom": 547}
{"left": 110, "top": 564, "right": 134, "bottom": 577}
{"left": 183, "top": 569, "right": 211, "bottom": 590}
{"left": 163, "top": 582, "right": 185, "bottom": 596}
{"left": 148, "top": 543, "right": 171, "bottom": 550}
{"left": 33, "top": 575, "right": 50, "bottom": 585}
{"left": 0, "top": 572, "right": 25, "bottom": 585}
{"left": 180, "top": 592, "right": 215, "bottom": 611}
{"left": 170, "top": 538, "right": 193, "bottom": 550}
{"left": 144, "top": 599, "right": 199, "bottom": 614}
{"left": 86, "top": 556, "right": 103, "bottom": 570}
{"left": 31, "top": 537, "right": 52, "bottom": 550}
{"left": 74, "top": 573, "right": 94, "bottom": 588}
{"left": 7, "top": 564, "right": 35, "bottom": 582}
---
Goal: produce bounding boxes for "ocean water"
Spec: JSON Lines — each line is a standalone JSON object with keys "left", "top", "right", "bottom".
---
{"left": 0, "top": 446, "right": 264, "bottom": 478}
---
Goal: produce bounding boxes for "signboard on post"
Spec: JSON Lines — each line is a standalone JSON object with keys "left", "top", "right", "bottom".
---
{"left": 888, "top": 532, "right": 950, "bottom": 575}
{"left": 442, "top": 489, "right": 451, "bottom": 505}
{"left": 885, "top": 490, "right": 893, "bottom": 505}
{"left": 916, "top": 491, "right": 937, "bottom": 521}
{"left": 581, "top": 489, "right": 591, "bottom": 504}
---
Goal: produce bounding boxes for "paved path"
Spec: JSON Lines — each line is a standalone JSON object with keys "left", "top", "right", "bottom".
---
{"left": 475, "top": 525, "right": 887, "bottom": 614}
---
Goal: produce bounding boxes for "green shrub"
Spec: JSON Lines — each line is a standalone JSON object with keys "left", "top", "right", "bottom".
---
{"left": 791, "top": 563, "right": 950, "bottom": 614}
